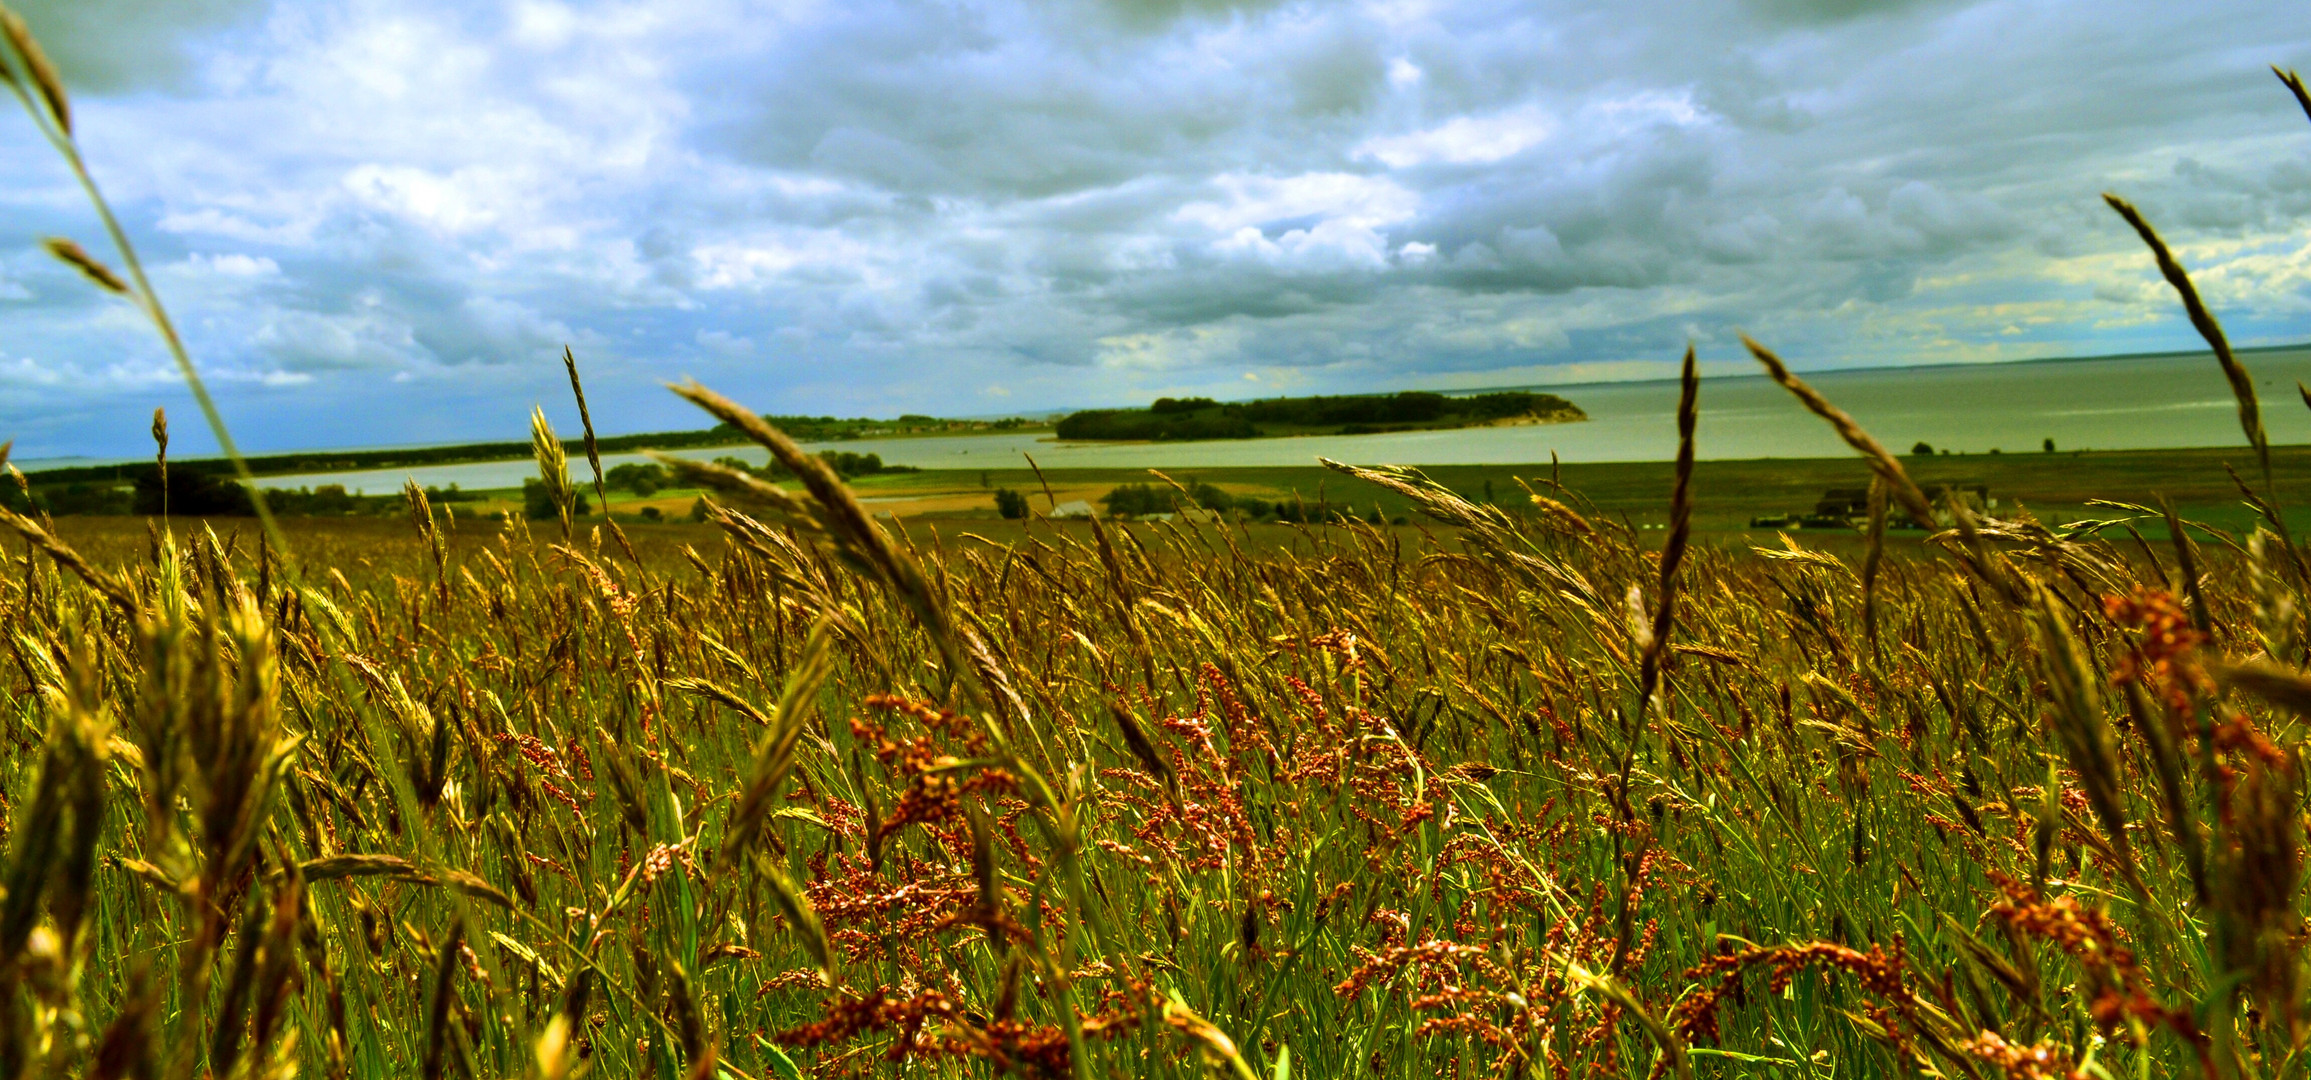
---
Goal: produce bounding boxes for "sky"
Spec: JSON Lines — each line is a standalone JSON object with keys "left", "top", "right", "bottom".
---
{"left": 0, "top": 0, "right": 2306, "bottom": 460}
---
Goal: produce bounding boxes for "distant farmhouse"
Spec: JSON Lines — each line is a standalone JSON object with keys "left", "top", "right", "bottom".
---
{"left": 1923, "top": 483, "right": 1992, "bottom": 525}
{"left": 1755, "top": 481, "right": 1992, "bottom": 530}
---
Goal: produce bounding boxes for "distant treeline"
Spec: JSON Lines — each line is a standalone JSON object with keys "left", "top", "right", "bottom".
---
{"left": 1, "top": 465, "right": 485, "bottom": 518}
{"left": 20, "top": 428, "right": 741, "bottom": 485}
{"left": 1090, "top": 481, "right": 1396, "bottom": 524}
{"left": 987, "top": 479, "right": 1403, "bottom": 524}
{"left": 696, "top": 450, "right": 919, "bottom": 484}
{"left": 723, "top": 414, "right": 1038, "bottom": 442}
{"left": 1054, "top": 390, "right": 1582, "bottom": 441}
{"left": 21, "top": 412, "right": 1038, "bottom": 486}
{"left": 5, "top": 445, "right": 923, "bottom": 519}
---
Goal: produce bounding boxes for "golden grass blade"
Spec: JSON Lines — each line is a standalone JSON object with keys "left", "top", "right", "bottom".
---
{"left": 1159, "top": 991, "right": 1261, "bottom": 1080}
{"left": 43, "top": 237, "right": 125, "bottom": 293}
{"left": 665, "top": 677, "right": 773, "bottom": 726}
{"left": 1861, "top": 475, "right": 1888, "bottom": 652}
{"left": 560, "top": 346, "right": 607, "bottom": 508}
{"left": 0, "top": 3, "right": 294, "bottom": 566}
{"left": 1318, "top": 458, "right": 1508, "bottom": 534}
{"left": 51, "top": 655, "right": 108, "bottom": 954}
{"left": 0, "top": 504, "right": 136, "bottom": 612}
{"left": 2213, "top": 659, "right": 2311, "bottom": 717}
{"left": 2027, "top": 584, "right": 2147, "bottom": 899}
{"left": 296, "top": 853, "right": 426, "bottom": 880}
{"left": 150, "top": 408, "right": 167, "bottom": 500}
{"left": 1024, "top": 452, "right": 1059, "bottom": 511}
{"left": 649, "top": 453, "right": 819, "bottom": 524}
{"left": 1562, "top": 962, "right": 1693, "bottom": 1080}
{"left": 2161, "top": 495, "right": 2216, "bottom": 636}
{"left": 1742, "top": 336, "right": 1938, "bottom": 531}
{"left": 86, "top": 971, "right": 159, "bottom": 1080}
{"left": 0, "top": 688, "right": 109, "bottom": 967}
{"left": 2102, "top": 194, "right": 2266, "bottom": 469}
{"left": 1517, "top": 479, "right": 1596, "bottom": 537}
{"left": 722, "top": 620, "right": 835, "bottom": 866}
{"left": 0, "top": 740, "right": 65, "bottom": 963}
{"left": 559, "top": 346, "right": 643, "bottom": 565}
{"left": 2121, "top": 677, "right": 2208, "bottom": 905}
{"left": 421, "top": 924, "right": 462, "bottom": 1080}
{"left": 530, "top": 406, "right": 574, "bottom": 538}
{"left": 1635, "top": 345, "right": 1698, "bottom": 713}
{"left": 667, "top": 381, "right": 967, "bottom": 683}
{"left": 2107, "top": 192, "right": 2306, "bottom": 591}
{"left": 533, "top": 1014, "right": 575, "bottom": 1080}
{"left": 753, "top": 852, "right": 835, "bottom": 987}
{"left": 1744, "top": 335, "right": 2029, "bottom": 604}
{"left": 287, "top": 855, "right": 515, "bottom": 909}
{"left": 0, "top": 6, "right": 69, "bottom": 135}
{"left": 2279, "top": 66, "right": 2311, "bottom": 125}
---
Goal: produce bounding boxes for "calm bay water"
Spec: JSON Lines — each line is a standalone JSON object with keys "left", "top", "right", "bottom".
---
{"left": 243, "top": 348, "right": 2311, "bottom": 493}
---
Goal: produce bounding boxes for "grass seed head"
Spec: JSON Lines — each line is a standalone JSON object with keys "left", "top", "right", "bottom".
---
{"left": 43, "top": 237, "right": 127, "bottom": 294}
{"left": 0, "top": 7, "right": 70, "bottom": 135}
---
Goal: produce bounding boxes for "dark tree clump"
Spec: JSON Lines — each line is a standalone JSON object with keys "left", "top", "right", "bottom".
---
{"left": 133, "top": 466, "right": 253, "bottom": 516}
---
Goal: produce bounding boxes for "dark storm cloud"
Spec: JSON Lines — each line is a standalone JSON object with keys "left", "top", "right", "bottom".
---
{"left": 1092, "top": 0, "right": 1299, "bottom": 31}
{"left": 13, "top": 0, "right": 268, "bottom": 90}
{"left": 1743, "top": 0, "right": 1963, "bottom": 26}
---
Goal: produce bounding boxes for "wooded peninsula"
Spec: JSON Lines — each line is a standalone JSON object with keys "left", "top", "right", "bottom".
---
{"left": 1052, "top": 389, "right": 1585, "bottom": 441}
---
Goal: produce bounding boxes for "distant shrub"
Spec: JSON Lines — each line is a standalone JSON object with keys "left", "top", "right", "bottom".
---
{"left": 1096, "top": 480, "right": 1235, "bottom": 518}
{"left": 523, "top": 478, "right": 590, "bottom": 521}
{"left": 818, "top": 451, "right": 889, "bottom": 478}
{"left": 607, "top": 462, "right": 668, "bottom": 495}
{"left": 994, "top": 488, "right": 1029, "bottom": 519}
{"left": 1273, "top": 497, "right": 1349, "bottom": 524}
{"left": 1055, "top": 409, "right": 1260, "bottom": 441}
{"left": 260, "top": 483, "right": 360, "bottom": 516}
{"left": 1183, "top": 481, "right": 1232, "bottom": 512}
{"left": 707, "top": 450, "right": 916, "bottom": 481}
{"left": 134, "top": 466, "right": 252, "bottom": 516}
{"left": 1099, "top": 483, "right": 1171, "bottom": 517}
{"left": 37, "top": 482, "right": 132, "bottom": 515}
{"left": 1460, "top": 391, "right": 1578, "bottom": 419}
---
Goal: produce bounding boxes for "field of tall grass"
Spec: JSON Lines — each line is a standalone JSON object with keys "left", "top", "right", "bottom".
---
{"left": 4, "top": 6, "right": 2311, "bottom": 1076}
{"left": 19, "top": 354, "right": 2311, "bottom": 1080}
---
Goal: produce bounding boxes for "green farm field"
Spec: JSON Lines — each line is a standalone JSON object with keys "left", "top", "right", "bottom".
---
{"left": 557, "top": 442, "right": 2311, "bottom": 538}
{"left": 13, "top": 388, "right": 2311, "bottom": 1078}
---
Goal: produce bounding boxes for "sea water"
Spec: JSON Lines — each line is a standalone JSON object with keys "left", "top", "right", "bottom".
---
{"left": 245, "top": 347, "right": 2311, "bottom": 493}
